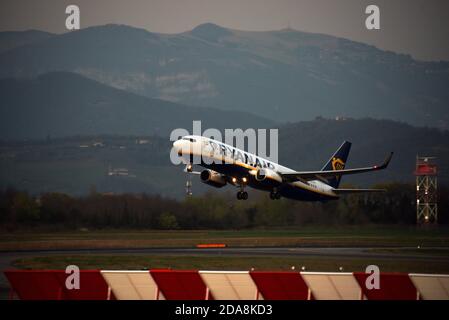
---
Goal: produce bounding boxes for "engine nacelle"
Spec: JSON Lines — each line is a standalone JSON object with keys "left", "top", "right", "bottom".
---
{"left": 200, "top": 169, "right": 227, "bottom": 188}
{"left": 255, "top": 168, "right": 283, "bottom": 184}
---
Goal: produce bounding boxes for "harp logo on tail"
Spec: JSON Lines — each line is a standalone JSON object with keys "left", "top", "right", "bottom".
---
{"left": 332, "top": 157, "right": 345, "bottom": 170}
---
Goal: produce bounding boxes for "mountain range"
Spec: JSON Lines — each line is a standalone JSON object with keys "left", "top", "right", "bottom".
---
{"left": 0, "top": 30, "right": 53, "bottom": 53}
{"left": 0, "top": 71, "right": 274, "bottom": 139}
{"left": 0, "top": 23, "right": 448, "bottom": 129}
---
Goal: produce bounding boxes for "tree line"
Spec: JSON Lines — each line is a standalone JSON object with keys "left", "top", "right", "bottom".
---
{"left": 0, "top": 183, "right": 447, "bottom": 230}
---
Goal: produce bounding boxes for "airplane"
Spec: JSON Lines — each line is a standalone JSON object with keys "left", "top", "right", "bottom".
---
{"left": 172, "top": 135, "right": 393, "bottom": 201}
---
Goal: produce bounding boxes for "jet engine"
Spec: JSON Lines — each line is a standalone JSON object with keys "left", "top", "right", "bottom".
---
{"left": 200, "top": 169, "right": 227, "bottom": 188}
{"left": 255, "top": 168, "right": 283, "bottom": 184}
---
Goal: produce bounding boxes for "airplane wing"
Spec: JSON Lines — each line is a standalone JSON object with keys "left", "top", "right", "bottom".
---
{"left": 281, "top": 152, "right": 393, "bottom": 183}
{"left": 332, "top": 188, "right": 386, "bottom": 194}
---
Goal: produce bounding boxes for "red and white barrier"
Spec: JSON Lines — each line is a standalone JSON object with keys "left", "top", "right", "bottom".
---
{"left": 4, "top": 269, "right": 449, "bottom": 300}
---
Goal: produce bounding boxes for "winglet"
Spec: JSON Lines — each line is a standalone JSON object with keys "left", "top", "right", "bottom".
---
{"left": 378, "top": 152, "right": 394, "bottom": 169}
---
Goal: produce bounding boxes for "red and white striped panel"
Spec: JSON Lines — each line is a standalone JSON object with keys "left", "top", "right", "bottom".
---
{"left": 199, "top": 271, "right": 262, "bottom": 300}
{"left": 301, "top": 272, "right": 362, "bottom": 300}
{"left": 149, "top": 269, "right": 212, "bottom": 300}
{"left": 250, "top": 271, "right": 312, "bottom": 300}
{"left": 354, "top": 272, "right": 419, "bottom": 300}
{"left": 101, "top": 270, "right": 164, "bottom": 300}
{"left": 409, "top": 274, "right": 449, "bottom": 300}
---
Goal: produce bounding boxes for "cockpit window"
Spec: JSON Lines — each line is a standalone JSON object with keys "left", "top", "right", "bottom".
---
{"left": 182, "top": 137, "right": 196, "bottom": 143}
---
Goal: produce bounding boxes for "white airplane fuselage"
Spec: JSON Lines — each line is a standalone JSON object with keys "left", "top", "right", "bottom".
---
{"left": 173, "top": 135, "right": 338, "bottom": 201}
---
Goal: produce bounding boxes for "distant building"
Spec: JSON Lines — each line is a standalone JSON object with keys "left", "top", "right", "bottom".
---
{"left": 92, "top": 141, "right": 105, "bottom": 147}
{"left": 107, "top": 166, "right": 136, "bottom": 178}
{"left": 136, "top": 139, "right": 150, "bottom": 145}
{"left": 108, "top": 167, "right": 129, "bottom": 176}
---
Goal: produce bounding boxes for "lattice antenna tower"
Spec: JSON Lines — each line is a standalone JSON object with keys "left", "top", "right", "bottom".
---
{"left": 415, "top": 156, "right": 438, "bottom": 224}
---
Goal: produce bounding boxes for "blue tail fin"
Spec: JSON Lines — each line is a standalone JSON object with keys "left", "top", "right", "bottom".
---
{"left": 321, "top": 141, "right": 351, "bottom": 188}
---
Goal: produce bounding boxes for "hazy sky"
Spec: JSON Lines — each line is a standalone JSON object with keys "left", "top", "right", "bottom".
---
{"left": 1, "top": 0, "right": 449, "bottom": 61}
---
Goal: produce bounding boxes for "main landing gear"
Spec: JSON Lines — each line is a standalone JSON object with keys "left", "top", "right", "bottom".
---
{"left": 269, "top": 189, "right": 281, "bottom": 200}
{"left": 237, "top": 191, "right": 248, "bottom": 200}
{"left": 235, "top": 177, "right": 249, "bottom": 200}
